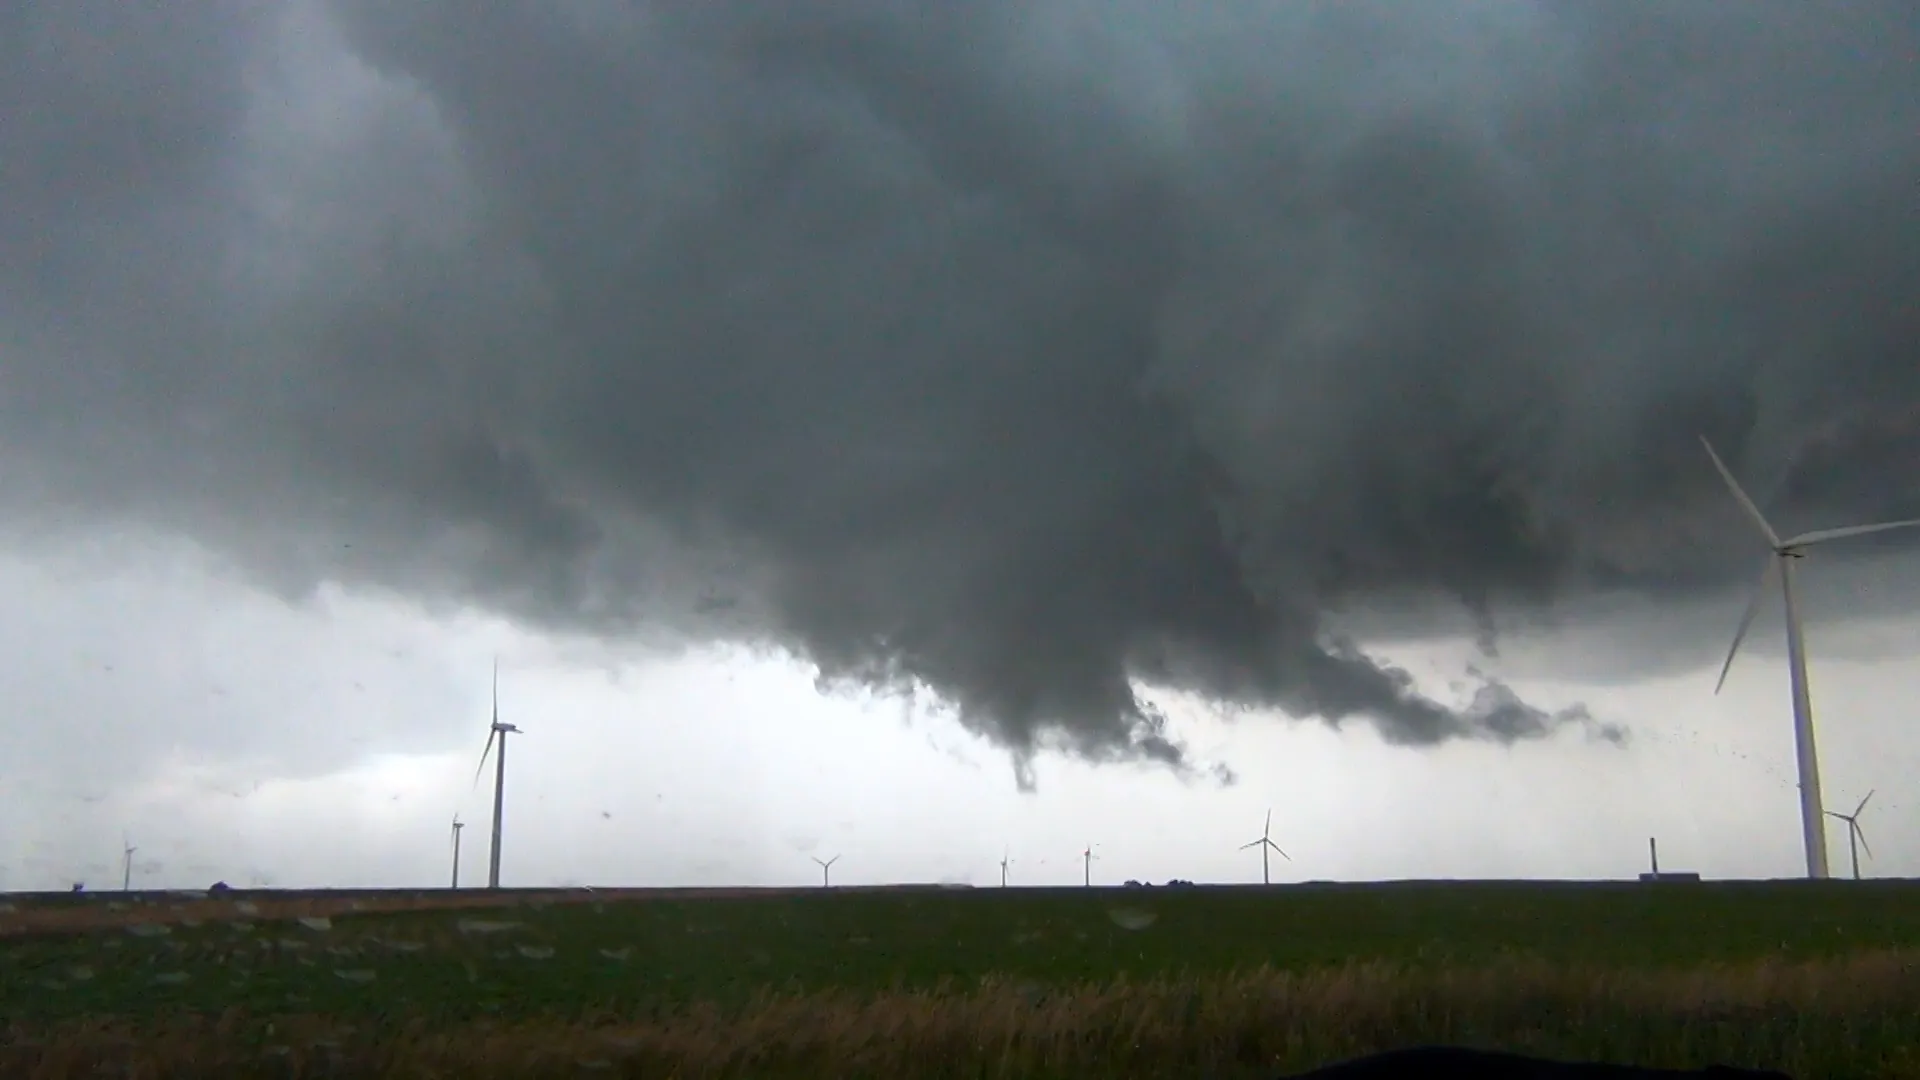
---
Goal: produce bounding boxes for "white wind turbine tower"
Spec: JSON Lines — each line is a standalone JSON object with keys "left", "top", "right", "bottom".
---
{"left": 1240, "top": 809, "right": 1291, "bottom": 885}
{"left": 1700, "top": 435, "right": 1920, "bottom": 880}
{"left": 812, "top": 854, "right": 840, "bottom": 888}
{"left": 1081, "top": 843, "right": 1099, "bottom": 887}
{"left": 1822, "top": 789, "right": 1875, "bottom": 881}
{"left": 470, "top": 659, "right": 522, "bottom": 890}
{"left": 449, "top": 815, "right": 464, "bottom": 889}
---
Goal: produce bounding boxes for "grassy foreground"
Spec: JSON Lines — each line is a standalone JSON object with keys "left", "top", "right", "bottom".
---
{"left": 3, "top": 881, "right": 1919, "bottom": 1077}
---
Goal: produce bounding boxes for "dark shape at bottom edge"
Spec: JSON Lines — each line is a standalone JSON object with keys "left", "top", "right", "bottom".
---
{"left": 1279, "top": 1046, "right": 1793, "bottom": 1079}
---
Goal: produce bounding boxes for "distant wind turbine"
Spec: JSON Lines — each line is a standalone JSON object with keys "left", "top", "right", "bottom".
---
{"left": 1822, "top": 790, "right": 1875, "bottom": 881}
{"left": 1081, "top": 843, "right": 1099, "bottom": 887}
{"left": 1700, "top": 435, "right": 1920, "bottom": 879}
{"left": 812, "top": 854, "right": 840, "bottom": 888}
{"left": 1239, "top": 809, "right": 1291, "bottom": 885}
{"left": 469, "top": 658, "right": 522, "bottom": 889}
{"left": 999, "top": 847, "right": 1012, "bottom": 888}
{"left": 449, "top": 815, "right": 464, "bottom": 889}
{"left": 121, "top": 834, "right": 136, "bottom": 891}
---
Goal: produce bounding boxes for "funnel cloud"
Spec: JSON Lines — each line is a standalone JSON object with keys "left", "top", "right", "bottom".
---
{"left": 1, "top": 1, "right": 1915, "bottom": 784}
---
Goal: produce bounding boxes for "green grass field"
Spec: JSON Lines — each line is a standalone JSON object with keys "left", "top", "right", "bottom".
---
{"left": 4, "top": 880, "right": 1918, "bottom": 1023}
{"left": 5, "top": 880, "right": 1920, "bottom": 1077}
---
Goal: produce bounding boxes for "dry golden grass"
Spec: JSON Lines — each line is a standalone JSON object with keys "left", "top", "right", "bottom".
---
{"left": 7, "top": 948, "right": 1919, "bottom": 1078}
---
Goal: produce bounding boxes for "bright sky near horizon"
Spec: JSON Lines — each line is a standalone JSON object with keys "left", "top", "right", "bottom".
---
{"left": 3, "top": 539, "right": 1915, "bottom": 894}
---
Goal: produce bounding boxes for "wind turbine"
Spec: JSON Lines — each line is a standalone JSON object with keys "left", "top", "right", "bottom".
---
{"left": 1700, "top": 435, "right": 1920, "bottom": 879}
{"left": 121, "top": 834, "right": 136, "bottom": 891}
{"left": 470, "top": 658, "right": 522, "bottom": 889}
{"left": 1239, "top": 809, "right": 1291, "bottom": 885}
{"left": 1081, "top": 843, "right": 1099, "bottom": 887}
{"left": 1822, "top": 789, "right": 1875, "bottom": 881}
{"left": 449, "top": 815, "right": 464, "bottom": 889}
{"left": 812, "top": 854, "right": 840, "bottom": 888}
{"left": 999, "top": 847, "right": 1012, "bottom": 888}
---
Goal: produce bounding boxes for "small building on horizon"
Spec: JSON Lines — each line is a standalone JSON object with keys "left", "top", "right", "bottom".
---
{"left": 1639, "top": 837, "right": 1700, "bottom": 882}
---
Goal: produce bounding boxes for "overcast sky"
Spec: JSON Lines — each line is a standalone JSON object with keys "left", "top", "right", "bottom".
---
{"left": 2, "top": 1, "right": 1917, "bottom": 890}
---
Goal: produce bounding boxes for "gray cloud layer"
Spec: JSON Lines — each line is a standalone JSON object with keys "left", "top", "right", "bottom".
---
{"left": 2, "top": 1, "right": 1916, "bottom": 783}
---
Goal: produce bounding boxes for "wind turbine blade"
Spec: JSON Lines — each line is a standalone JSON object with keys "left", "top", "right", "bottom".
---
{"left": 1856, "top": 789, "right": 1874, "bottom": 816}
{"left": 1274, "top": 843, "right": 1291, "bottom": 861}
{"left": 492, "top": 657, "right": 500, "bottom": 724}
{"left": 1855, "top": 823, "right": 1872, "bottom": 860}
{"left": 1700, "top": 436, "right": 1782, "bottom": 547}
{"left": 470, "top": 729, "right": 497, "bottom": 789}
{"left": 1714, "top": 556, "right": 1777, "bottom": 695}
{"left": 1783, "top": 519, "right": 1920, "bottom": 548}
{"left": 1263, "top": 809, "right": 1271, "bottom": 838}
{"left": 1822, "top": 810, "right": 1847, "bottom": 821}
{"left": 1239, "top": 839, "right": 1261, "bottom": 850}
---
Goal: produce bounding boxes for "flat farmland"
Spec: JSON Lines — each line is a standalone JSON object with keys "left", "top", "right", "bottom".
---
{"left": 4, "top": 880, "right": 1919, "bottom": 1078}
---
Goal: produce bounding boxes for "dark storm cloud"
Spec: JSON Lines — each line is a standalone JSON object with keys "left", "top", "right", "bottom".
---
{"left": 2, "top": 0, "right": 1916, "bottom": 784}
